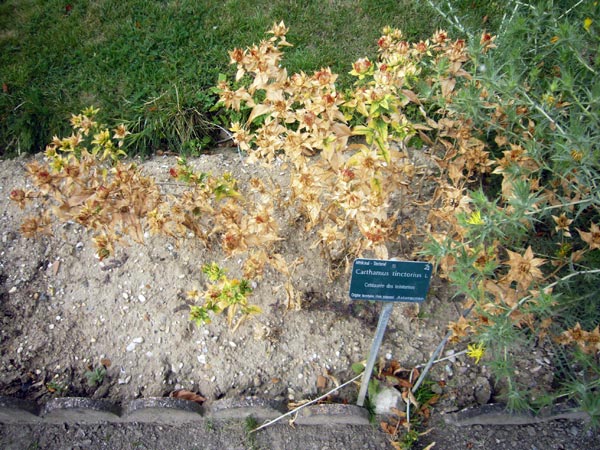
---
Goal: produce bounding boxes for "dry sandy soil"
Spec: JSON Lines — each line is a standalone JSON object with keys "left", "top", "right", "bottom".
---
{"left": 0, "top": 150, "right": 596, "bottom": 449}
{"left": 0, "top": 150, "right": 460, "bottom": 403}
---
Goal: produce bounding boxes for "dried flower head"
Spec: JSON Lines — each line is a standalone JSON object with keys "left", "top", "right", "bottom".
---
{"left": 505, "top": 246, "right": 546, "bottom": 290}
{"left": 578, "top": 223, "right": 600, "bottom": 251}
{"left": 552, "top": 213, "right": 573, "bottom": 237}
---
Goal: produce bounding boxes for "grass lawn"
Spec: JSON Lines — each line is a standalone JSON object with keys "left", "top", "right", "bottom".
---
{"left": 0, "top": 0, "right": 497, "bottom": 156}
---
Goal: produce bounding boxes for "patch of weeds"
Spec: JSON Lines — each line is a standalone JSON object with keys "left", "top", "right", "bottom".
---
{"left": 413, "top": 379, "right": 438, "bottom": 407}
{"left": 351, "top": 360, "right": 381, "bottom": 415}
{"left": 122, "top": 86, "right": 216, "bottom": 156}
{"left": 244, "top": 416, "right": 259, "bottom": 450}
{"left": 46, "top": 380, "right": 68, "bottom": 396}
{"left": 397, "top": 429, "right": 420, "bottom": 450}
{"left": 84, "top": 366, "right": 107, "bottom": 387}
{"left": 363, "top": 395, "right": 377, "bottom": 424}
{"left": 354, "top": 359, "right": 439, "bottom": 448}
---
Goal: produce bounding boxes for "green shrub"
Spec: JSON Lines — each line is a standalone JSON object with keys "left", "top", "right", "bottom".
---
{"left": 423, "top": 0, "right": 600, "bottom": 418}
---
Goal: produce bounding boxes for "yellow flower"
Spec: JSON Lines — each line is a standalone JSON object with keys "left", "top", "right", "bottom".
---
{"left": 570, "top": 149, "right": 583, "bottom": 162}
{"left": 550, "top": 36, "right": 559, "bottom": 44}
{"left": 467, "top": 210, "right": 484, "bottom": 225}
{"left": 467, "top": 342, "right": 486, "bottom": 364}
{"left": 542, "top": 93, "right": 555, "bottom": 107}
{"left": 584, "top": 18, "right": 593, "bottom": 32}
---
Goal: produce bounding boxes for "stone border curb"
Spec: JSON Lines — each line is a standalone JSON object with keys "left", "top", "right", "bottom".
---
{"left": 296, "top": 404, "right": 370, "bottom": 425}
{"left": 443, "top": 403, "right": 590, "bottom": 427}
{"left": 0, "top": 397, "right": 41, "bottom": 423}
{"left": 0, "top": 396, "right": 368, "bottom": 426}
{"left": 123, "top": 397, "right": 203, "bottom": 424}
{"left": 42, "top": 398, "right": 121, "bottom": 424}
{"left": 2, "top": 396, "right": 590, "bottom": 428}
{"left": 209, "top": 396, "right": 285, "bottom": 420}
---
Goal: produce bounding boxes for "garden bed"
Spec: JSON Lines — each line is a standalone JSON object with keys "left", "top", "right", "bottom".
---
{"left": 0, "top": 150, "right": 557, "bottom": 414}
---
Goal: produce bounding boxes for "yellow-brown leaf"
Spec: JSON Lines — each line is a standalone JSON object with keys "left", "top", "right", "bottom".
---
{"left": 170, "top": 389, "right": 206, "bottom": 404}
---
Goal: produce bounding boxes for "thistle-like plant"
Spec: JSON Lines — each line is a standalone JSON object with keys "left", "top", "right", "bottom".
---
{"left": 421, "top": 0, "right": 600, "bottom": 416}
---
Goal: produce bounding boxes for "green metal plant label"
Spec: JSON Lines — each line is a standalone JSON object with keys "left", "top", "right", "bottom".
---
{"left": 349, "top": 258, "right": 432, "bottom": 303}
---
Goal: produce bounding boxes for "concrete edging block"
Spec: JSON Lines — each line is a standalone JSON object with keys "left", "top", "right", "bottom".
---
{"left": 0, "top": 396, "right": 41, "bottom": 424}
{"left": 209, "top": 396, "right": 285, "bottom": 420}
{"left": 443, "top": 403, "right": 590, "bottom": 427}
{"left": 122, "top": 397, "right": 204, "bottom": 423}
{"left": 42, "top": 397, "right": 121, "bottom": 424}
{"left": 295, "top": 404, "right": 370, "bottom": 426}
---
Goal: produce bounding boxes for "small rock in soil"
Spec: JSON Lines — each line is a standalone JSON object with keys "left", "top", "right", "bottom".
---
{"left": 374, "top": 387, "right": 402, "bottom": 415}
{"left": 474, "top": 376, "right": 492, "bottom": 405}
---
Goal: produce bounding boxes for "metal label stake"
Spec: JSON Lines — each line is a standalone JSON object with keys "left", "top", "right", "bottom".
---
{"left": 356, "top": 302, "right": 394, "bottom": 406}
{"left": 349, "top": 258, "right": 432, "bottom": 407}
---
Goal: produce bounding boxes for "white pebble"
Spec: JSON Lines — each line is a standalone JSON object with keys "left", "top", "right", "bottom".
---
{"left": 138, "top": 294, "right": 146, "bottom": 303}
{"left": 197, "top": 355, "right": 207, "bottom": 364}
{"left": 122, "top": 293, "right": 129, "bottom": 300}
{"left": 132, "top": 337, "right": 144, "bottom": 344}
{"left": 229, "top": 341, "right": 237, "bottom": 348}
{"left": 126, "top": 343, "right": 136, "bottom": 352}
{"left": 8, "top": 286, "right": 17, "bottom": 294}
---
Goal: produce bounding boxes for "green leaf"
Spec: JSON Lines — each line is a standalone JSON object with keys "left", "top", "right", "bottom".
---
{"left": 351, "top": 362, "right": 365, "bottom": 374}
{"left": 367, "top": 378, "right": 380, "bottom": 400}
